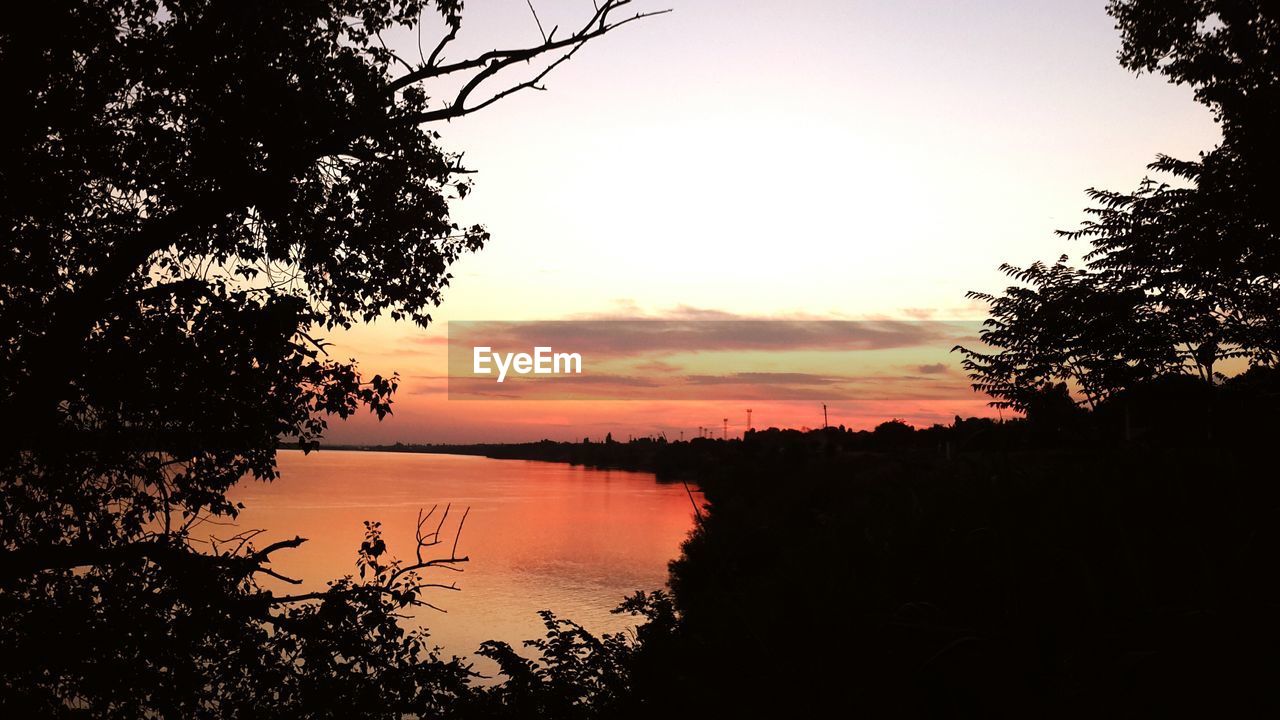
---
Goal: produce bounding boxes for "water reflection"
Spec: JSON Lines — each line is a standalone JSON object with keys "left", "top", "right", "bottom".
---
{"left": 229, "top": 450, "right": 697, "bottom": 661}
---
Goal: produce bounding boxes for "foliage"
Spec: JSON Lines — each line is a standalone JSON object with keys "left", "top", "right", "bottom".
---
{"left": 0, "top": 1, "right": 660, "bottom": 715}
{"left": 959, "top": 1, "right": 1280, "bottom": 408}
{"left": 656, "top": 430, "right": 1280, "bottom": 717}
{"left": 459, "top": 591, "right": 677, "bottom": 720}
{"left": 1109, "top": 0, "right": 1279, "bottom": 182}
{"left": 956, "top": 255, "right": 1177, "bottom": 410}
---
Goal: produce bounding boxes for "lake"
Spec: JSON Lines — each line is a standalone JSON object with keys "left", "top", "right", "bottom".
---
{"left": 229, "top": 450, "right": 698, "bottom": 666}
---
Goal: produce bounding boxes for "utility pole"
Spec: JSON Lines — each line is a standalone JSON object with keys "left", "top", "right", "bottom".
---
{"left": 746, "top": 408, "right": 752, "bottom": 433}
{"left": 722, "top": 417, "right": 728, "bottom": 440}
{"left": 823, "top": 403, "right": 828, "bottom": 429}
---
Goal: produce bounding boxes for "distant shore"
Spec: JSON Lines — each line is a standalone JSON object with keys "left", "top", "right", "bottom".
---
{"left": 315, "top": 438, "right": 683, "bottom": 478}
{"left": 308, "top": 419, "right": 1011, "bottom": 482}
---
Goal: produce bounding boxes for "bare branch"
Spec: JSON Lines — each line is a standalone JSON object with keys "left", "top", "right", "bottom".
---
{"left": 406, "top": 43, "right": 580, "bottom": 124}
{"left": 268, "top": 590, "right": 327, "bottom": 604}
{"left": 452, "top": 506, "right": 470, "bottom": 559}
{"left": 433, "top": 502, "right": 451, "bottom": 543}
{"left": 267, "top": 506, "right": 471, "bottom": 616}
{"left": 416, "top": 14, "right": 429, "bottom": 66}
{"left": 256, "top": 566, "right": 303, "bottom": 585}
{"left": 425, "top": 18, "right": 458, "bottom": 69}
{"left": 248, "top": 536, "right": 308, "bottom": 564}
{"left": 387, "top": 0, "right": 671, "bottom": 125}
{"left": 527, "top": 0, "right": 548, "bottom": 43}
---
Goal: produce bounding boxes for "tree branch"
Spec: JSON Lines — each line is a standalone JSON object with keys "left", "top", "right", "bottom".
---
{"left": 387, "top": 0, "right": 670, "bottom": 126}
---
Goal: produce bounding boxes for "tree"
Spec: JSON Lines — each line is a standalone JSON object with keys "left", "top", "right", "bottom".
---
{"left": 960, "top": 1, "right": 1280, "bottom": 409}
{"left": 0, "top": 1, "right": 663, "bottom": 715}
{"left": 1109, "top": 0, "right": 1280, "bottom": 235}
{"left": 956, "top": 256, "right": 1174, "bottom": 411}
{"left": 1107, "top": 0, "right": 1280, "bottom": 359}
{"left": 1061, "top": 173, "right": 1270, "bottom": 381}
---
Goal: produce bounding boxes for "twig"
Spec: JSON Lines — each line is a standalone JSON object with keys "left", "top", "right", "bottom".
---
{"left": 527, "top": 0, "right": 548, "bottom": 43}
{"left": 682, "top": 479, "right": 704, "bottom": 525}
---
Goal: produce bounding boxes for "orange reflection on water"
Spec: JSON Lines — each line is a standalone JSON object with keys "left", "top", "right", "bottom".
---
{"left": 227, "top": 450, "right": 698, "bottom": 662}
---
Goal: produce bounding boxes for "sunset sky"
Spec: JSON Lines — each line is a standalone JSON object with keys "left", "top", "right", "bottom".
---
{"left": 324, "top": 0, "right": 1221, "bottom": 444}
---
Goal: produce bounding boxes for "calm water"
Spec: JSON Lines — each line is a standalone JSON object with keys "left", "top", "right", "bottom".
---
{"left": 228, "top": 450, "right": 697, "bottom": 663}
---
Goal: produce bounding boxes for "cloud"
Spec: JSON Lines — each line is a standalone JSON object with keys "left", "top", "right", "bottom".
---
{"left": 632, "top": 359, "right": 682, "bottom": 373}
{"left": 443, "top": 369, "right": 980, "bottom": 403}
{"left": 563, "top": 303, "right": 752, "bottom": 321}
{"left": 446, "top": 373, "right": 666, "bottom": 400}
{"left": 447, "top": 319, "right": 970, "bottom": 359}
{"left": 683, "top": 372, "right": 844, "bottom": 386}
{"left": 437, "top": 317, "right": 983, "bottom": 403}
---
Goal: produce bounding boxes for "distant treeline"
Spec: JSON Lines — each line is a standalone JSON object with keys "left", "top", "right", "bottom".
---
{"left": 337, "top": 367, "right": 1280, "bottom": 482}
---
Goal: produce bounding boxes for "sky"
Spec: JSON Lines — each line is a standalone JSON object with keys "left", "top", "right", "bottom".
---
{"left": 322, "top": 0, "right": 1222, "bottom": 444}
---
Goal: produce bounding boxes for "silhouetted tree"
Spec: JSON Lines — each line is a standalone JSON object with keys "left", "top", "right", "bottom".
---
{"left": 1102, "top": 0, "right": 1280, "bottom": 362}
{"left": 1110, "top": 0, "right": 1280, "bottom": 238}
{"left": 1061, "top": 176, "right": 1259, "bottom": 381}
{"left": 960, "top": 1, "right": 1280, "bottom": 409}
{"left": 956, "top": 256, "right": 1173, "bottom": 411}
{"left": 872, "top": 418, "right": 916, "bottom": 448}
{"left": 0, "top": 1, "right": 662, "bottom": 716}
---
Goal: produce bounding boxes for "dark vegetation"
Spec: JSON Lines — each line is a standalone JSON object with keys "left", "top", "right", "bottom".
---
{"left": 357, "top": 367, "right": 1280, "bottom": 479}
{"left": 342, "top": 363, "right": 1280, "bottom": 719}
{"left": 656, "top": 412, "right": 1280, "bottom": 717}
{"left": 0, "top": 1, "right": 670, "bottom": 716}
{"left": 3, "top": 0, "right": 1280, "bottom": 718}
{"left": 357, "top": 371, "right": 1280, "bottom": 716}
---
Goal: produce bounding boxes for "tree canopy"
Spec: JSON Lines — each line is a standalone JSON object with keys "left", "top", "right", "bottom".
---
{"left": 0, "top": 1, "right": 663, "bottom": 715}
{"left": 959, "top": 0, "right": 1280, "bottom": 409}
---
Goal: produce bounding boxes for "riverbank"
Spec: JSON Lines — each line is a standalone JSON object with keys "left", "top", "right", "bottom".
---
{"left": 322, "top": 415, "right": 1013, "bottom": 481}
